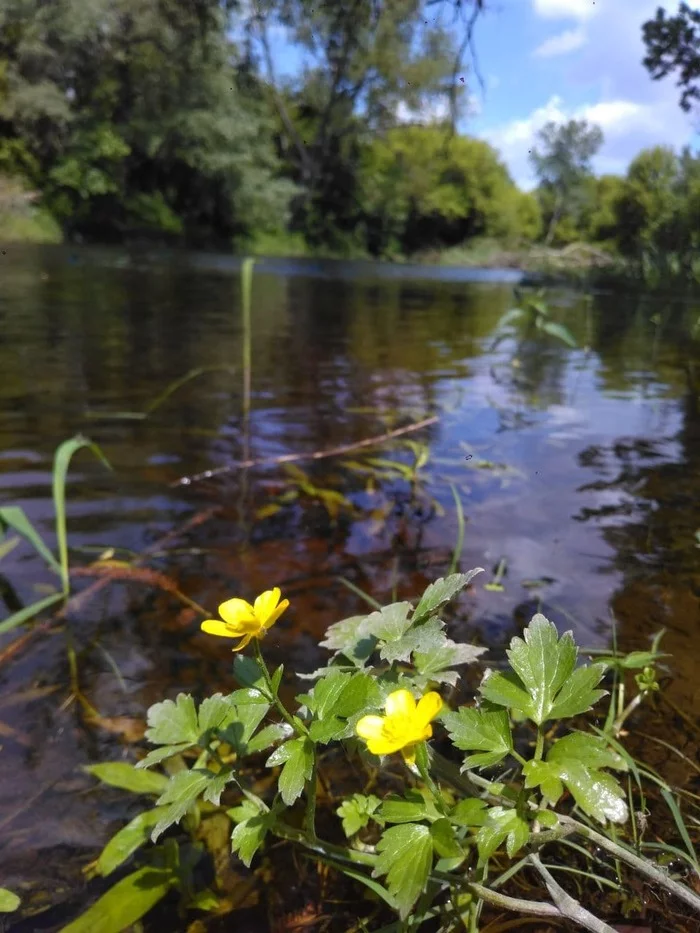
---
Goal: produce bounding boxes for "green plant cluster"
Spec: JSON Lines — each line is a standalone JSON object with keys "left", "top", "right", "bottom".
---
{"left": 65, "top": 571, "right": 700, "bottom": 932}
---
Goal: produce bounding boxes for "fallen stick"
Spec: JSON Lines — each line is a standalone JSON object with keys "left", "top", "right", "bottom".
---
{"left": 171, "top": 414, "right": 440, "bottom": 487}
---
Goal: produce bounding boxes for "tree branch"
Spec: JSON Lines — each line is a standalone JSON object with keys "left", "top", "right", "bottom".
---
{"left": 528, "top": 853, "right": 618, "bottom": 933}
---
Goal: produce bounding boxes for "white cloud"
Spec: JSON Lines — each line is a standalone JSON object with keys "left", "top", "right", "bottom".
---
{"left": 534, "top": 26, "right": 587, "bottom": 57}
{"left": 485, "top": 92, "right": 693, "bottom": 189}
{"left": 533, "top": 0, "right": 599, "bottom": 20}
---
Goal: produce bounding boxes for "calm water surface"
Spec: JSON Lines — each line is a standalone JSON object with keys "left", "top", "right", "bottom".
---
{"left": 1, "top": 245, "right": 699, "bottom": 922}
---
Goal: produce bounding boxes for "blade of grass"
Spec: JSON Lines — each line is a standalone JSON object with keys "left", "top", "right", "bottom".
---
{"left": 52, "top": 436, "right": 112, "bottom": 594}
{"left": 447, "top": 482, "right": 466, "bottom": 575}
{"left": 0, "top": 592, "right": 64, "bottom": 634}
{"left": 659, "top": 788, "right": 700, "bottom": 873}
{"left": 143, "top": 365, "right": 237, "bottom": 416}
{"left": 0, "top": 536, "right": 20, "bottom": 562}
{"left": 335, "top": 575, "right": 382, "bottom": 610}
{"left": 0, "top": 506, "right": 61, "bottom": 576}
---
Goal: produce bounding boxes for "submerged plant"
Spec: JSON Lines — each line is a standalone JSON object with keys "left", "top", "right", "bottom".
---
{"left": 492, "top": 288, "right": 577, "bottom": 350}
{"left": 68, "top": 570, "right": 700, "bottom": 933}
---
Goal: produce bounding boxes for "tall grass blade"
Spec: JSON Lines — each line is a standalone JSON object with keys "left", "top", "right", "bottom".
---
{"left": 142, "top": 365, "right": 237, "bottom": 416}
{"left": 659, "top": 787, "right": 700, "bottom": 873}
{"left": 0, "top": 506, "right": 61, "bottom": 576}
{"left": 0, "top": 592, "right": 64, "bottom": 634}
{"left": 52, "top": 436, "right": 112, "bottom": 594}
{"left": 448, "top": 482, "right": 466, "bottom": 575}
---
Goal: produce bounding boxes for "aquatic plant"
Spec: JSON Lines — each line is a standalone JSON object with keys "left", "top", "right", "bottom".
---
{"left": 71, "top": 572, "right": 700, "bottom": 932}
{"left": 492, "top": 288, "right": 577, "bottom": 350}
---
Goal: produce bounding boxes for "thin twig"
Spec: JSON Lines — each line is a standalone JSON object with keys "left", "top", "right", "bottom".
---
{"left": 171, "top": 416, "right": 440, "bottom": 486}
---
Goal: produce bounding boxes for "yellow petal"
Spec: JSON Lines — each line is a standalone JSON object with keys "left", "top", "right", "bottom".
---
{"left": 254, "top": 588, "right": 280, "bottom": 620}
{"left": 231, "top": 633, "right": 253, "bottom": 652}
{"left": 201, "top": 619, "right": 248, "bottom": 639}
{"left": 416, "top": 692, "right": 443, "bottom": 727}
{"left": 262, "top": 598, "right": 289, "bottom": 630}
{"left": 385, "top": 689, "right": 416, "bottom": 718}
{"left": 218, "top": 597, "right": 256, "bottom": 627}
{"left": 366, "top": 736, "right": 401, "bottom": 756}
{"left": 355, "top": 715, "right": 386, "bottom": 742}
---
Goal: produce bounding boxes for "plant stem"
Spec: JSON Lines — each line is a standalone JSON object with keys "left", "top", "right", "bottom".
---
{"left": 560, "top": 815, "right": 700, "bottom": 915}
{"left": 534, "top": 724, "right": 545, "bottom": 761}
{"left": 415, "top": 744, "right": 447, "bottom": 813}
{"left": 305, "top": 756, "right": 318, "bottom": 842}
{"left": 253, "top": 639, "right": 308, "bottom": 736}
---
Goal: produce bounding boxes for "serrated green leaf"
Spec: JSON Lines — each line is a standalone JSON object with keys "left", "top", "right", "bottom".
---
{"left": 144, "top": 694, "right": 199, "bottom": 746}
{"left": 85, "top": 763, "right": 169, "bottom": 796}
{"left": 379, "top": 794, "right": 428, "bottom": 825}
{"left": 413, "top": 638, "right": 486, "bottom": 682}
{"left": 481, "top": 615, "right": 607, "bottom": 725}
{"left": 547, "top": 664, "right": 608, "bottom": 720}
{"left": 443, "top": 707, "right": 513, "bottom": 769}
{"left": 379, "top": 618, "right": 445, "bottom": 664}
{"left": 363, "top": 602, "right": 413, "bottom": 643}
{"left": 272, "top": 737, "right": 313, "bottom": 806}
{"left": 233, "top": 655, "right": 268, "bottom": 692}
{"left": 309, "top": 716, "right": 349, "bottom": 744}
{"left": 476, "top": 807, "right": 530, "bottom": 862}
{"left": 246, "top": 722, "right": 293, "bottom": 754}
{"left": 219, "top": 700, "right": 270, "bottom": 753}
{"left": 537, "top": 809, "right": 558, "bottom": 828}
{"left": 0, "top": 889, "right": 20, "bottom": 912}
{"left": 305, "top": 671, "right": 352, "bottom": 718}
{"left": 430, "top": 818, "right": 463, "bottom": 859}
{"left": 413, "top": 570, "right": 483, "bottom": 624}
{"left": 557, "top": 760, "right": 628, "bottom": 824}
{"left": 548, "top": 733, "right": 627, "bottom": 772}
{"left": 152, "top": 770, "right": 211, "bottom": 841}
{"left": 523, "top": 760, "right": 564, "bottom": 804}
{"left": 96, "top": 809, "right": 163, "bottom": 876}
{"left": 135, "top": 744, "right": 190, "bottom": 770}
{"left": 336, "top": 793, "right": 381, "bottom": 836}
{"left": 450, "top": 798, "right": 488, "bottom": 828}
{"left": 202, "top": 769, "right": 235, "bottom": 805}
{"left": 231, "top": 811, "right": 273, "bottom": 867}
{"left": 374, "top": 823, "right": 433, "bottom": 919}
{"left": 319, "top": 615, "right": 371, "bottom": 653}
{"left": 198, "top": 694, "right": 237, "bottom": 733}
{"left": 58, "top": 867, "right": 174, "bottom": 933}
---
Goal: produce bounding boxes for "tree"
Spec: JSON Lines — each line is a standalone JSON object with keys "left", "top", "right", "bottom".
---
{"left": 643, "top": 3, "right": 700, "bottom": 113}
{"left": 615, "top": 146, "right": 681, "bottom": 255}
{"left": 529, "top": 119, "right": 603, "bottom": 245}
{"left": 359, "top": 125, "right": 540, "bottom": 257}
{"left": 0, "top": 0, "right": 294, "bottom": 243}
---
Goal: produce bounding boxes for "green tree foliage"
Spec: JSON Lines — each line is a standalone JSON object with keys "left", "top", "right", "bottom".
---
{"left": 530, "top": 119, "right": 603, "bottom": 245}
{"left": 643, "top": 3, "right": 700, "bottom": 113}
{"left": 359, "top": 125, "right": 541, "bottom": 257}
{"left": 0, "top": 0, "right": 294, "bottom": 243}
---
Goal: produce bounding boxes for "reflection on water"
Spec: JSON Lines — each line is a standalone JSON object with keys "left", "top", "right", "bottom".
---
{"left": 1, "top": 244, "right": 699, "bottom": 919}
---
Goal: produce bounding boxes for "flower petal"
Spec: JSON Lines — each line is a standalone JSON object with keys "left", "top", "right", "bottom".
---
{"left": 416, "top": 692, "right": 443, "bottom": 727}
{"left": 355, "top": 715, "right": 386, "bottom": 742}
{"left": 254, "top": 588, "right": 280, "bottom": 620}
{"left": 202, "top": 619, "right": 247, "bottom": 639}
{"left": 384, "top": 689, "right": 416, "bottom": 718}
{"left": 231, "top": 633, "right": 253, "bottom": 652}
{"left": 219, "top": 597, "right": 258, "bottom": 630}
{"left": 401, "top": 745, "right": 417, "bottom": 766}
{"left": 262, "top": 598, "right": 289, "bottom": 630}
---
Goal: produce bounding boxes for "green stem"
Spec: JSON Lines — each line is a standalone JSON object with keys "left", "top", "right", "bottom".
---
{"left": 305, "top": 755, "right": 318, "bottom": 842}
{"left": 253, "top": 639, "right": 308, "bottom": 736}
{"left": 415, "top": 743, "right": 447, "bottom": 814}
{"left": 534, "top": 724, "right": 545, "bottom": 761}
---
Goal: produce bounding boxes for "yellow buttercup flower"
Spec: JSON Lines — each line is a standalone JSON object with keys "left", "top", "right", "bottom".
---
{"left": 201, "top": 587, "right": 289, "bottom": 652}
{"left": 355, "top": 688, "right": 443, "bottom": 765}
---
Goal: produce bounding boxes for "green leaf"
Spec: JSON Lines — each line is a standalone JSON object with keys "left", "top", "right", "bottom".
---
{"left": 443, "top": 707, "right": 513, "bottom": 769}
{"left": 374, "top": 823, "right": 433, "bottom": 919}
{"left": 481, "top": 614, "right": 606, "bottom": 725}
{"left": 233, "top": 655, "right": 269, "bottom": 692}
{"left": 202, "top": 768, "right": 235, "bottom": 805}
{"left": 246, "top": 722, "right": 293, "bottom": 754}
{"left": 309, "top": 717, "right": 349, "bottom": 744}
{"left": 0, "top": 591, "right": 65, "bottom": 634}
{"left": 379, "top": 792, "right": 432, "bottom": 825}
{"left": 219, "top": 699, "right": 270, "bottom": 753}
{"left": 476, "top": 807, "right": 530, "bottom": 862}
{"left": 136, "top": 744, "right": 190, "bottom": 770}
{"left": 85, "top": 763, "right": 169, "bottom": 796}
{"left": 152, "top": 769, "right": 211, "bottom": 841}
{"left": 540, "top": 320, "right": 577, "bottom": 348}
{"left": 0, "top": 889, "right": 20, "bottom": 912}
{"left": 430, "top": 818, "right": 463, "bottom": 859}
{"left": 379, "top": 618, "right": 444, "bottom": 664}
{"left": 449, "top": 798, "right": 488, "bottom": 828}
{"left": 230, "top": 809, "right": 273, "bottom": 867}
{"left": 320, "top": 615, "right": 371, "bottom": 654}
{"left": 58, "top": 867, "right": 174, "bottom": 933}
{"left": 305, "top": 671, "right": 353, "bottom": 718}
{"left": 412, "top": 570, "right": 483, "bottom": 624}
{"left": 0, "top": 505, "right": 60, "bottom": 575}
{"left": 524, "top": 734, "right": 628, "bottom": 825}
{"left": 363, "top": 602, "right": 413, "bottom": 643}
{"left": 144, "top": 694, "right": 199, "bottom": 746}
{"left": 413, "top": 638, "right": 486, "bottom": 686}
{"left": 268, "top": 738, "right": 314, "bottom": 806}
{"left": 96, "top": 809, "right": 163, "bottom": 876}
{"left": 336, "top": 793, "right": 381, "bottom": 836}
{"left": 197, "top": 693, "right": 237, "bottom": 733}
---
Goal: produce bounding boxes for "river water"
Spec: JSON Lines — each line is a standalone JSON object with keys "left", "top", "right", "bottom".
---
{"left": 1, "top": 244, "right": 698, "bottom": 926}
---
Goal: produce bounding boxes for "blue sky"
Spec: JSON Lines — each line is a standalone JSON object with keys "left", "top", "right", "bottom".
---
{"left": 266, "top": 0, "right": 700, "bottom": 190}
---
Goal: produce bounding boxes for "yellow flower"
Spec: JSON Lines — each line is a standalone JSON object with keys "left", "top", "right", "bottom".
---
{"left": 201, "top": 587, "right": 289, "bottom": 652}
{"left": 355, "top": 688, "right": 443, "bottom": 765}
